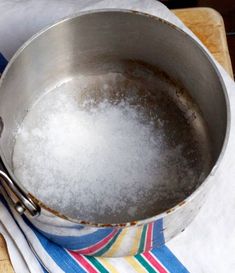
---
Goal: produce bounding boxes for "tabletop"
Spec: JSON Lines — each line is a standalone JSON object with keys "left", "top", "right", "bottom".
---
{"left": 0, "top": 7, "right": 233, "bottom": 273}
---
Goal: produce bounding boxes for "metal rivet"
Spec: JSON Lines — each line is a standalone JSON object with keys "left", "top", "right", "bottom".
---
{"left": 15, "top": 202, "right": 25, "bottom": 215}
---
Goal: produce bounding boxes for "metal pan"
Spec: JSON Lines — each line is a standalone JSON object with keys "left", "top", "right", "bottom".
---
{"left": 0, "top": 10, "right": 230, "bottom": 257}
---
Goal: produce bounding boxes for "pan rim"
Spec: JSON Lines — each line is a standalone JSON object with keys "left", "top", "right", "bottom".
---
{"left": 0, "top": 8, "right": 230, "bottom": 228}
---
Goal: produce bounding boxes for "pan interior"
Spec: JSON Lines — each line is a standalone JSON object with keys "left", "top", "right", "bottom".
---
{"left": 12, "top": 60, "right": 212, "bottom": 223}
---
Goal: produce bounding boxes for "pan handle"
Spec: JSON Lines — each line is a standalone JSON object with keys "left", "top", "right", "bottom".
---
{"left": 0, "top": 53, "right": 40, "bottom": 216}
{"left": 0, "top": 170, "right": 40, "bottom": 217}
{"left": 0, "top": 53, "right": 40, "bottom": 217}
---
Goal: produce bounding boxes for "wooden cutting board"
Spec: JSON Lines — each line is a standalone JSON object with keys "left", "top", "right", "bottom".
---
{"left": 0, "top": 7, "right": 233, "bottom": 273}
{"left": 173, "top": 7, "right": 233, "bottom": 78}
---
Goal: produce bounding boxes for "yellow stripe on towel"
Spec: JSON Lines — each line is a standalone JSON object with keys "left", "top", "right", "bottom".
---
{"left": 104, "top": 229, "right": 129, "bottom": 256}
{"left": 130, "top": 226, "right": 143, "bottom": 256}
{"left": 124, "top": 256, "right": 147, "bottom": 273}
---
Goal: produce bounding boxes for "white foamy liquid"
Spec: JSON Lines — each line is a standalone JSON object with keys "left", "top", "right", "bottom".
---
{"left": 13, "top": 74, "right": 196, "bottom": 223}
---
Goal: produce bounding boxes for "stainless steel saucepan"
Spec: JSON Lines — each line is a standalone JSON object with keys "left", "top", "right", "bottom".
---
{"left": 0, "top": 10, "right": 230, "bottom": 257}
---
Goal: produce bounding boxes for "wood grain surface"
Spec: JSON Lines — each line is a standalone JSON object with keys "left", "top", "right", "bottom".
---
{"left": 0, "top": 240, "right": 14, "bottom": 273}
{"left": 0, "top": 7, "right": 233, "bottom": 273}
{"left": 173, "top": 7, "right": 234, "bottom": 78}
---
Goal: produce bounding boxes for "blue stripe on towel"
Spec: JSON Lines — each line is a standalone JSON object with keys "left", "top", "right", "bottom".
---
{"left": 0, "top": 53, "right": 7, "bottom": 73}
{"left": 153, "top": 219, "right": 165, "bottom": 247}
{"left": 27, "top": 221, "right": 114, "bottom": 250}
{"left": 30, "top": 224, "right": 86, "bottom": 273}
{"left": 152, "top": 245, "right": 190, "bottom": 273}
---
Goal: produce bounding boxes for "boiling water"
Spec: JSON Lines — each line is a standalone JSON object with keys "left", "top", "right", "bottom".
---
{"left": 13, "top": 71, "right": 210, "bottom": 223}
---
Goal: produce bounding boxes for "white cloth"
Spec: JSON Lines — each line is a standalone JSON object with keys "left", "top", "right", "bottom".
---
{"left": 0, "top": 1, "right": 235, "bottom": 272}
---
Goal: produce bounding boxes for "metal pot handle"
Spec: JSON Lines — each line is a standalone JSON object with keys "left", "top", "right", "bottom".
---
{"left": 0, "top": 170, "right": 40, "bottom": 217}
{"left": 0, "top": 56, "right": 40, "bottom": 217}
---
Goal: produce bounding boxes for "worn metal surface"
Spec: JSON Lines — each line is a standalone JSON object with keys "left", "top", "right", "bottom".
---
{"left": 0, "top": 10, "right": 230, "bottom": 256}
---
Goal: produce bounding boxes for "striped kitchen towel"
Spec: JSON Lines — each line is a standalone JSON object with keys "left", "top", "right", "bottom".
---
{"left": 0, "top": 192, "right": 188, "bottom": 273}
